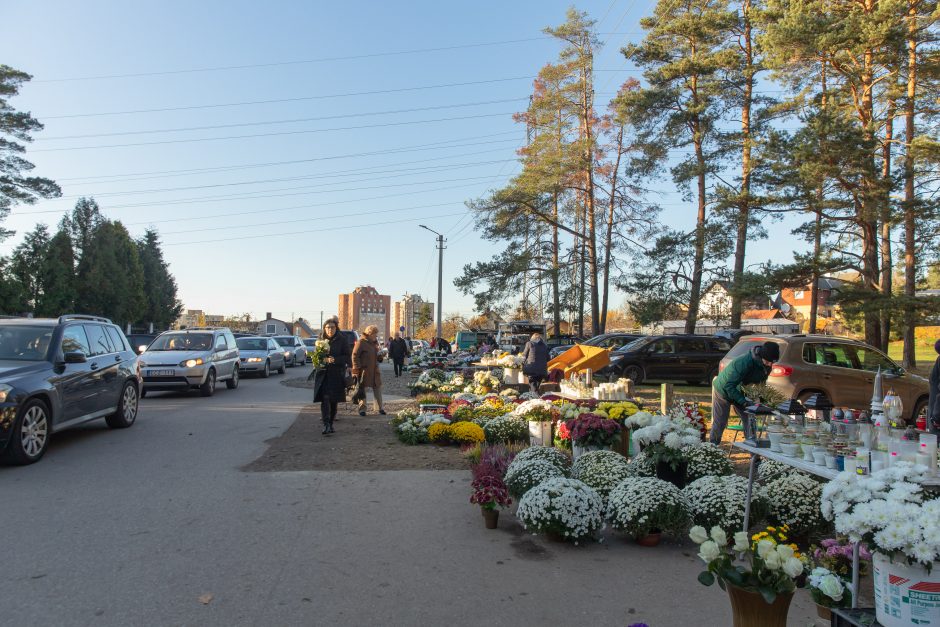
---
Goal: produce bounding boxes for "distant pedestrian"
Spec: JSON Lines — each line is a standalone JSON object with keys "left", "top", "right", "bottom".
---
{"left": 522, "top": 332, "right": 549, "bottom": 395}
{"left": 310, "top": 319, "right": 350, "bottom": 435}
{"left": 437, "top": 337, "right": 452, "bottom": 355}
{"left": 709, "top": 341, "right": 779, "bottom": 444}
{"left": 352, "top": 325, "right": 386, "bottom": 416}
{"left": 389, "top": 331, "right": 410, "bottom": 377}
{"left": 929, "top": 340, "right": 940, "bottom": 435}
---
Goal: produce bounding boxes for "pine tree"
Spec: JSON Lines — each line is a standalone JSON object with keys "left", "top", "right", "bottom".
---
{"left": 136, "top": 229, "right": 182, "bottom": 330}
{"left": 9, "top": 223, "right": 50, "bottom": 311}
{"left": 36, "top": 228, "right": 77, "bottom": 317}
{"left": 61, "top": 197, "right": 103, "bottom": 261}
{"left": 0, "top": 65, "right": 61, "bottom": 242}
{"left": 76, "top": 220, "right": 145, "bottom": 325}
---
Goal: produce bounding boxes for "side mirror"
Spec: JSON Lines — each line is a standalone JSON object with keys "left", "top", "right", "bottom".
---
{"left": 64, "top": 351, "right": 87, "bottom": 364}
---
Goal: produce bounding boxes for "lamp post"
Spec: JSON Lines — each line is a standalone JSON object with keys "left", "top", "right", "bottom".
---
{"left": 419, "top": 224, "right": 445, "bottom": 340}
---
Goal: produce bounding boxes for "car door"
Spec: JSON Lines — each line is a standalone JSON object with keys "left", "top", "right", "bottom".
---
{"left": 51, "top": 325, "right": 96, "bottom": 423}
{"left": 643, "top": 338, "right": 679, "bottom": 379}
{"left": 83, "top": 324, "right": 122, "bottom": 412}
{"left": 212, "top": 333, "right": 232, "bottom": 378}
{"left": 268, "top": 339, "right": 284, "bottom": 368}
{"left": 676, "top": 337, "right": 709, "bottom": 380}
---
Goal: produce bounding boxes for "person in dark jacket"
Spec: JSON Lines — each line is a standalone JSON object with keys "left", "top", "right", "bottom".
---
{"left": 437, "top": 337, "right": 452, "bottom": 355}
{"left": 522, "top": 332, "right": 550, "bottom": 394}
{"left": 310, "top": 319, "right": 350, "bottom": 435}
{"left": 929, "top": 339, "right": 940, "bottom": 435}
{"left": 708, "top": 341, "right": 779, "bottom": 444}
{"left": 389, "top": 331, "right": 410, "bottom": 377}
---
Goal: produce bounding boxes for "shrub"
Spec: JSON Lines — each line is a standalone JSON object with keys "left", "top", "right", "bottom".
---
{"left": 505, "top": 458, "right": 567, "bottom": 498}
{"left": 683, "top": 443, "right": 734, "bottom": 481}
{"left": 683, "top": 475, "right": 765, "bottom": 531}
{"left": 607, "top": 477, "right": 690, "bottom": 538}
{"left": 517, "top": 478, "right": 605, "bottom": 542}
{"left": 572, "top": 450, "right": 632, "bottom": 500}
{"left": 483, "top": 415, "right": 529, "bottom": 444}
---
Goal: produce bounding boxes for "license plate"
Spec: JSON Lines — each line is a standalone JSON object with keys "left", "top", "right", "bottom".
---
{"left": 148, "top": 369, "right": 175, "bottom": 377}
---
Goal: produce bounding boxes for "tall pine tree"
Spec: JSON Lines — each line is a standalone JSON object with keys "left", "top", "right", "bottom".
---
{"left": 36, "top": 228, "right": 76, "bottom": 317}
{"left": 76, "top": 220, "right": 145, "bottom": 325}
{"left": 136, "top": 229, "right": 182, "bottom": 330}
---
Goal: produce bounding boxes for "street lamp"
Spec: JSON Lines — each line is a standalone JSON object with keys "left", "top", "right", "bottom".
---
{"left": 419, "top": 224, "right": 445, "bottom": 340}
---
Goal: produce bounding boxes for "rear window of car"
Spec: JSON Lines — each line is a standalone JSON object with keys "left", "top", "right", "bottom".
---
{"left": 678, "top": 338, "right": 707, "bottom": 352}
{"left": 723, "top": 339, "right": 761, "bottom": 360}
{"left": 274, "top": 336, "right": 296, "bottom": 346}
{"left": 237, "top": 338, "right": 267, "bottom": 351}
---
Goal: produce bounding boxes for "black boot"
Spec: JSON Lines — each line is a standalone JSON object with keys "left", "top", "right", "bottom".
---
{"left": 322, "top": 420, "right": 330, "bottom": 435}
{"left": 327, "top": 419, "right": 335, "bottom": 434}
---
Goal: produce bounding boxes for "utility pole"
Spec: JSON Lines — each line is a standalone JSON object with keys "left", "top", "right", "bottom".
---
{"left": 419, "top": 225, "right": 445, "bottom": 339}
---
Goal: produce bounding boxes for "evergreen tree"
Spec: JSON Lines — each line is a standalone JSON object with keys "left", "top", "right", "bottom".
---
{"left": 61, "top": 197, "right": 103, "bottom": 261}
{"left": 136, "top": 229, "right": 182, "bottom": 330}
{"left": 9, "top": 223, "right": 50, "bottom": 311}
{"left": 0, "top": 257, "right": 26, "bottom": 314}
{"left": 0, "top": 65, "right": 61, "bottom": 242}
{"left": 36, "top": 229, "right": 76, "bottom": 317}
{"left": 76, "top": 220, "right": 145, "bottom": 325}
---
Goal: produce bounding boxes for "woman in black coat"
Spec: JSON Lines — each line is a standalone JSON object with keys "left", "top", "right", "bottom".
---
{"left": 311, "top": 319, "right": 351, "bottom": 434}
{"left": 521, "top": 332, "right": 549, "bottom": 394}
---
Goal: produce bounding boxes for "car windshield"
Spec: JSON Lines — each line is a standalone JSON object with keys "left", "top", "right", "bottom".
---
{"left": 302, "top": 338, "right": 316, "bottom": 347}
{"left": 619, "top": 338, "right": 651, "bottom": 352}
{"left": 148, "top": 333, "right": 213, "bottom": 351}
{"left": 0, "top": 325, "right": 54, "bottom": 361}
{"left": 237, "top": 338, "right": 267, "bottom": 351}
{"left": 274, "top": 337, "right": 295, "bottom": 346}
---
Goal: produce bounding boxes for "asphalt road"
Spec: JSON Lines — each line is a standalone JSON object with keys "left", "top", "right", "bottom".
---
{"left": 0, "top": 363, "right": 819, "bottom": 627}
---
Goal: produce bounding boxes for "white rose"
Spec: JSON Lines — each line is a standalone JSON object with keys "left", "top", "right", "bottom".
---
{"left": 689, "top": 526, "right": 709, "bottom": 545}
{"left": 775, "top": 544, "right": 794, "bottom": 560}
{"left": 783, "top": 557, "right": 804, "bottom": 578}
{"left": 818, "top": 575, "right": 844, "bottom": 602}
{"left": 710, "top": 526, "right": 727, "bottom": 546}
{"left": 733, "top": 531, "right": 749, "bottom": 552}
{"left": 764, "top": 551, "right": 782, "bottom": 571}
{"left": 756, "top": 539, "right": 775, "bottom": 559}
{"left": 698, "top": 540, "right": 721, "bottom": 563}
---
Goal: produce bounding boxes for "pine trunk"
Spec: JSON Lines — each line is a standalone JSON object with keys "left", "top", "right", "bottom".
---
{"left": 686, "top": 131, "right": 707, "bottom": 335}
{"left": 601, "top": 126, "right": 624, "bottom": 334}
{"left": 552, "top": 192, "right": 562, "bottom": 340}
{"left": 730, "top": 0, "right": 754, "bottom": 331}
{"left": 880, "top": 95, "right": 895, "bottom": 350}
{"left": 902, "top": 5, "right": 918, "bottom": 369}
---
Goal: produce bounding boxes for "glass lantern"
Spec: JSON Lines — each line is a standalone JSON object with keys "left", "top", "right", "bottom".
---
{"left": 883, "top": 388, "right": 905, "bottom": 430}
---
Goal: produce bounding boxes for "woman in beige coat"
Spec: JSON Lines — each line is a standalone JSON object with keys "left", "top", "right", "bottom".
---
{"left": 352, "top": 325, "right": 386, "bottom": 416}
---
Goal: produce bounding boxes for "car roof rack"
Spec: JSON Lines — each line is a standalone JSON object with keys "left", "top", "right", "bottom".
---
{"left": 58, "top": 314, "right": 113, "bottom": 324}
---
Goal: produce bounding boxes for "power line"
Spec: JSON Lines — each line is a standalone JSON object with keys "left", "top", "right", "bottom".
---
{"left": 30, "top": 111, "right": 519, "bottom": 152}
{"left": 34, "top": 38, "right": 553, "bottom": 83}
{"left": 39, "top": 76, "right": 537, "bottom": 119}
{"left": 37, "top": 97, "right": 529, "bottom": 141}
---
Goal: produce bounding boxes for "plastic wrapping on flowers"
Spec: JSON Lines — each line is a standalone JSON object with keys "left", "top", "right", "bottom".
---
{"left": 505, "top": 458, "right": 569, "bottom": 499}
{"left": 607, "top": 476, "right": 691, "bottom": 538}
{"left": 760, "top": 472, "right": 826, "bottom": 537}
{"left": 511, "top": 445, "right": 572, "bottom": 472}
{"left": 571, "top": 450, "right": 632, "bottom": 500}
{"left": 483, "top": 415, "right": 529, "bottom": 444}
{"left": 517, "top": 477, "right": 606, "bottom": 542}
{"left": 682, "top": 475, "right": 765, "bottom": 531}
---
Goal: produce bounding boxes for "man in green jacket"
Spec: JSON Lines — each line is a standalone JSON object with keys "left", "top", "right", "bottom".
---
{"left": 708, "top": 341, "right": 780, "bottom": 444}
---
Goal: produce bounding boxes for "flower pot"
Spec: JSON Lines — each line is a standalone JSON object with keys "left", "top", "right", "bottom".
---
{"left": 482, "top": 507, "right": 499, "bottom": 529}
{"left": 815, "top": 604, "right": 832, "bottom": 621}
{"left": 873, "top": 552, "right": 940, "bottom": 627}
{"left": 635, "top": 531, "right": 661, "bottom": 547}
{"left": 726, "top": 585, "right": 793, "bottom": 627}
{"left": 655, "top": 460, "right": 688, "bottom": 489}
{"left": 528, "top": 421, "right": 553, "bottom": 447}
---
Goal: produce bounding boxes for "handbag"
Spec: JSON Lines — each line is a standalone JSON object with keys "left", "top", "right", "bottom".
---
{"left": 349, "top": 373, "right": 366, "bottom": 403}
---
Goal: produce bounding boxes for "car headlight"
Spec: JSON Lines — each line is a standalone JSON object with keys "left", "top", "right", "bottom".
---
{"left": 180, "top": 358, "right": 205, "bottom": 368}
{"left": 246, "top": 357, "right": 263, "bottom": 363}
{"left": 0, "top": 383, "right": 12, "bottom": 403}
{"left": 284, "top": 351, "right": 291, "bottom": 357}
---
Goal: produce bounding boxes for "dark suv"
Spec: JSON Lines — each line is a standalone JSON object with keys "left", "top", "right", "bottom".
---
{"left": 603, "top": 334, "right": 732, "bottom": 385}
{"left": 0, "top": 315, "right": 141, "bottom": 465}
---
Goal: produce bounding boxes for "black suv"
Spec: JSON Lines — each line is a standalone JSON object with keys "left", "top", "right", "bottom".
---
{"left": 549, "top": 332, "right": 643, "bottom": 359}
{"left": 602, "top": 334, "right": 732, "bottom": 385}
{"left": 0, "top": 315, "right": 141, "bottom": 465}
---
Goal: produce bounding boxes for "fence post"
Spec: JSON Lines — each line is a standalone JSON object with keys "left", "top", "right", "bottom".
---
{"left": 660, "top": 383, "right": 674, "bottom": 414}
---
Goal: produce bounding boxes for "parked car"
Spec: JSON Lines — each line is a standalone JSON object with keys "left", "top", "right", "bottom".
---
{"left": 714, "top": 329, "right": 755, "bottom": 345}
{"left": 719, "top": 334, "right": 930, "bottom": 422}
{"left": 409, "top": 339, "right": 429, "bottom": 353}
{"left": 0, "top": 314, "right": 141, "bottom": 465}
{"left": 600, "top": 335, "right": 732, "bottom": 385}
{"left": 139, "top": 327, "right": 240, "bottom": 397}
{"left": 550, "top": 333, "right": 644, "bottom": 359}
{"left": 272, "top": 335, "right": 307, "bottom": 366}
{"left": 302, "top": 337, "right": 318, "bottom": 360}
{"left": 126, "top": 333, "right": 158, "bottom": 354}
{"left": 236, "top": 336, "right": 286, "bottom": 377}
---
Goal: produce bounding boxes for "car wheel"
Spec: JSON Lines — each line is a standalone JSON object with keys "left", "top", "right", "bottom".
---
{"left": 277, "top": 361, "right": 285, "bottom": 375}
{"left": 260, "top": 361, "right": 270, "bottom": 378}
{"left": 1, "top": 399, "right": 51, "bottom": 465}
{"left": 226, "top": 367, "right": 239, "bottom": 389}
{"left": 200, "top": 369, "right": 217, "bottom": 397}
{"left": 106, "top": 381, "right": 139, "bottom": 428}
{"left": 623, "top": 365, "right": 644, "bottom": 385}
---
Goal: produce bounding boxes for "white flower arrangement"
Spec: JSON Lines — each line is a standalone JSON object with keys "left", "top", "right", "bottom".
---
{"left": 631, "top": 414, "right": 701, "bottom": 449}
{"left": 808, "top": 567, "right": 851, "bottom": 608}
{"left": 516, "top": 477, "right": 606, "bottom": 542}
{"left": 683, "top": 443, "right": 734, "bottom": 481}
{"left": 496, "top": 354, "right": 525, "bottom": 368}
{"left": 512, "top": 445, "right": 572, "bottom": 472}
{"left": 557, "top": 402, "right": 585, "bottom": 422}
{"left": 683, "top": 475, "right": 764, "bottom": 531}
{"left": 624, "top": 449, "right": 656, "bottom": 477}
{"left": 821, "top": 462, "right": 940, "bottom": 566}
{"left": 511, "top": 399, "right": 559, "bottom": 422}
{"left": 571, "top": 450, "right": 632, "bottom": 500}
{"left": 757, "top": 459, "right": 795, "bottom": 484}
{"left": 760, "top": 472, "right": 825, "bottom": 535}
{"left": 624, "top": 410, "right": 656, "bottom": 429}
{"left": 451, "top": 392, "right": 480, "bottom": 403}
{"left": 607, "top": 476, "right": 690, "bottom": 538}
{"left": 482, "top": 415, "right": 529, "bottom": 444}
{"left": 500, "top": 388, "right": 519, "bottom": 398}
{"left": 505, "top": 458, "right": 568, "bottom": 498}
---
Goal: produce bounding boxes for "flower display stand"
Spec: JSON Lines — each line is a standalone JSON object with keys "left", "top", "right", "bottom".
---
{"left": 726, "top": 585, "right": 793, "bottom": 627}
{"left": 528, "top": 421, "right": 552, "bottom": 446}
{"left": 873, "top": 552, "right": 940, "bottom": 627}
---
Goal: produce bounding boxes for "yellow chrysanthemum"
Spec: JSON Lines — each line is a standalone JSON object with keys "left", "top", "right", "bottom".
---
{"left": 450, "top": 422, "right": 485, "bottom": 444}
{"left": 427, "top": 423, "right": 451, "bottom": 443}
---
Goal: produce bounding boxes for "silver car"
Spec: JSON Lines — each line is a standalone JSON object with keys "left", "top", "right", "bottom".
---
{"left": 272, "top": 335, "right": 307, "bottom": 367}
{"left": 140, "top": 328, "right": 240, "bottom": 397}
{"left": 236, "top": 336, "right": 286, "bottom": 377}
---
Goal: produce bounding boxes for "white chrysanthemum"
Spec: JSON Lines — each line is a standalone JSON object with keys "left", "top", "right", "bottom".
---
{"left": 517, "top": 478, "right": 605, "bottom": 541}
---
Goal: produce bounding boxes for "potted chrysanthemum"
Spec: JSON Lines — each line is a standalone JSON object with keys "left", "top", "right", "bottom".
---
{"left": 565, "top": 413, "right": 621, "bottom": 461}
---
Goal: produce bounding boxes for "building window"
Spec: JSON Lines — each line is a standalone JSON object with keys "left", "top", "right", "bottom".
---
{"left": 266, "top": 323, "right": 276, "bottom": 334}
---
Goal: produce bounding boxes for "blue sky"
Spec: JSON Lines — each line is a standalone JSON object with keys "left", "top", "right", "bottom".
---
{"left": 1, "top": 0, "right": 807, "bottom": 323}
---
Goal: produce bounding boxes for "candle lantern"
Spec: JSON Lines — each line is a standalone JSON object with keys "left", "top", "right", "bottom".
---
{"left": 803, "top": 392, "right": 833, "bottom": 423}
{"left": 883, "top": 388, "right": 904, "bottom": 429}
{"left": 777, "top": 399, "right": 807, "bottom": 429}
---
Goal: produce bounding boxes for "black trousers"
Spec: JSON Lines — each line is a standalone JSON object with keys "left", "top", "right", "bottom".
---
{"left": 320, "top": 394, "right": 338, "bottom": 425}
{"left": 529, "top": 376, "right": 545, "bottom": 395}
{"left": 393, "top": 358, "right": 405, "bottom": 376}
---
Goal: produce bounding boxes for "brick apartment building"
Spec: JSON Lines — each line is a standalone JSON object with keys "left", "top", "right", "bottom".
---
{"left": 338, "top": 286, "right": 391, "bottom": 342}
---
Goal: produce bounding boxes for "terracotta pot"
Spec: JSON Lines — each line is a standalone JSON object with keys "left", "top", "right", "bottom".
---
{"left": 482, "top": 507, "right": 499, "bottom": 529}
{"left": 726, "top": 585, "right": 793, "bottom": 627}
{"left": 815, "top": 604, "right": 832, "bottom": 621}
{"left": 635, "top": 532, "right": 662, "bottom": 547}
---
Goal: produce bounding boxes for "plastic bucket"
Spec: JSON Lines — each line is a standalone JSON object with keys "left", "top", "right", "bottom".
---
{"left": 873, "top": 552, "right": 940, "bottom": 627}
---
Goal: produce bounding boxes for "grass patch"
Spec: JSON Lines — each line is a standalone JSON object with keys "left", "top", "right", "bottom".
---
{"left": 887, "top": 340, "right": 936, "bottom": 376}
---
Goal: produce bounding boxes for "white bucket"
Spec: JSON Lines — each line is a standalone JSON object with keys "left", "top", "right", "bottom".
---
{"left": 873, "top": 552, "right": 940, "bottom": 627}
{"left": 528, "top": 421, "right": 552, "bottom": 447}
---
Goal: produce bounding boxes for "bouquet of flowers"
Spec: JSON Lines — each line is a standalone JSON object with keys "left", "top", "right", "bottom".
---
{"left": 470, "top": 475, "right": 512, "bottom": 511}
{"left": 468, "top": 370, "right": 501, "bottom": 395}
{"left": 607, "top": 476, "right": 690, "bottom": 538}
{"left": 565, "top": 413, "right": 621, "bottom": 447}
{"left": 572, "top": 450, "right": 633, "bottom": 500}
{"left": 821, "top": 462, "right": 940, "bottom": 566}
{"left": 692, "top": 524, "right": 806, "bottom": 604}
{"left": 496, "top": 354, "right": 524, "bottom": 368}
{"left": 505, "top": 458, "right": 568, "bottom": 498}
{"left": 807, "top": 567, "right": 851, "bottom": 609}
{"left": 511, "top": 399, "right": 560, "bottom": 423}
{"left": 310, "top": 339, "right": 331, "bottom": 369}
{"left": 516, "top": 477, "right": 605, "bottom": 542}
{"left": 811, "top": 538, "right": 871, "bottom": 579}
